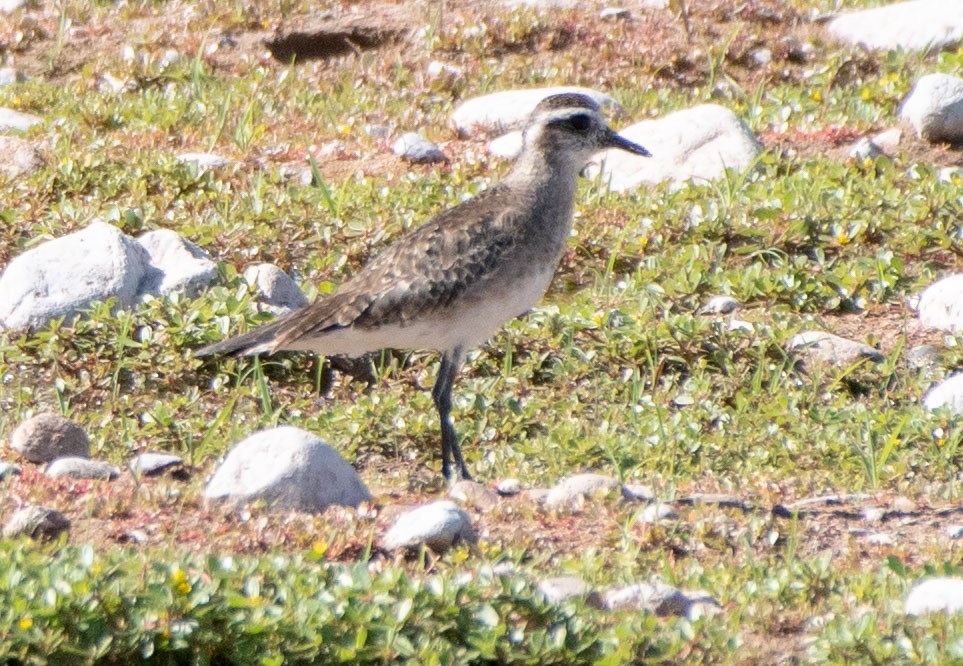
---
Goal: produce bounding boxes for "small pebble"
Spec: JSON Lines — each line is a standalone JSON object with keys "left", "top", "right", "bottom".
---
{"left": 391, "top": 132, "right": 447, "bottom": 164}
{"left": 639, "top": 502, "right": 679, "bottom": 523}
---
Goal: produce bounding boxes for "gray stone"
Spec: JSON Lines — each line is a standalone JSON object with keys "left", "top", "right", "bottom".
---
{"left": 449, "top": 479, "right": 499, "bottom": 512}
{"left": 452, "top": 87, "right": 619, "bottom": 139}
{"left": 827, "top": 0, "right": 963, "bottom": 53}
{"left": 176, "top": 152, "right": 233, "bottom": 169}
{"left": 0, "top": 221, "right": 148, "bottom": 330}
{"left": 788, "top": 330, "right": 884, "bottom": 366}
{"left": 621, "top": 483, "right": 656, "bottom": 502}
{"left": 589, "top": 104, "right": 761, "bottom": 191}
{"left": 243, "top": 263, "right": 309, "bottom": 315}
{"left": 3, "top": 505, "right": 69, "bottom": 540}
{"left": 131, "top": 452, "right": 184, "bottom": 476}
{"left": 391, "top": 132, "right": 447, "bottom": 164}
{"left": 10, "top": 413, "right": 89, "bottom": 464}
{"left": 849, "top": 137, "right": 883, "bottom": 160}
{"left": 136, "top": 229, "right": 218, "bottom": 298}
{"left": 0, "top": 461, "right": 20, "bottom": 479}
{"left": 203, "top": 426, "right": 370, "bottom": 512}
{"left": 594, "top": 582, "right": 721, "bottom": 619}
{"left": 698, "top": 295, "right": 740, "bottom": 315}
{"left": 0, "top": 135, "right": 41, "bottom": 177}
{"left": 46, "top": 457, "right": 120, "bottom": 480}
{"left": 917, "top": 274, "right": 963, "bottom": 332}
{"left": 0, "top": 107, "right": 40, "bottom": 132}
{"left": 544, "top": 473, "right": 621, "bottom": 509}
{"left": 538, "top": 575, "right": 593, "bottom": 603}
{"left": 382, "top": 500, "right": 475, "bottom": 552}
{"left": 923, "top": 374, "right": 963, "bottom": 414}
{"left": 900, "top": 73, "right": 963, "bottom": 144}
{"left": 495, "top": 478, "right": 522, "bottom": 496}
{"left": 905, "top": 577, "right": 963, "bottom": 615}
{"left": 906, "top": 344, "right": 940, "bottom": 370}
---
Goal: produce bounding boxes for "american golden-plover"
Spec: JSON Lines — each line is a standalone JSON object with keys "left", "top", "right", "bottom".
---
{"left": 197, "top": 92, "right": 650, "bottom": 482}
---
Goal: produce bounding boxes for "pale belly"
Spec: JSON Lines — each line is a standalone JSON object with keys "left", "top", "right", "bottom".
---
{"left": 281, "top": 266, "right": 557, "bottom": 357}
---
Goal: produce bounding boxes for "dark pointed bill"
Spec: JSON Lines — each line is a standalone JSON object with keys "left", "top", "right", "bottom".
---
{"left": 605, "top": 130, "right": 650, "bottom": 157}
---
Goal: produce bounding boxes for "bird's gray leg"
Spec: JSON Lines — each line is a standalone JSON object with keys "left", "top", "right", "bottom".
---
{"left": 433, "top": 347, "right": 471, "bottom": 482}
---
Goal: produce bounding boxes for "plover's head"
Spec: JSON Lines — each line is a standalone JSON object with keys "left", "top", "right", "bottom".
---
{"left": 522, "top": 93, "right": 650, "bottom": 166}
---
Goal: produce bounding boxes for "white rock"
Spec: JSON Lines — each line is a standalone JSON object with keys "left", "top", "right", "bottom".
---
{"left": 131, "top": 452, "right": 184, "bottom": 476}
{"left": 946, "top": 525, "right": 963, "bottom": 539}
{"left": 391, "top": 132, "right": 447, "bottom": 164}
{"left": 544, "top": 473, "right": 621, "bottom": 509}
{"left": 243, "top": 263, "right": 308, "bottom": 315}
{"left": 448, "top": 479, "right": 499, "bottom": 511}
{"left": 2, "top": 505, "right": 69, "bottom": 540}
{"left": 0, "top": 67, "right": 24, "bottom": 86}
{"left": 135, "top": 229, "right": 217, "bottom": 298}
{"left": 863, "top": 531, "right": 895, "bottom": 546}
{"left": 0, "top": 135, "right": 42, "bottom": 177}
{"left": 906, "top": 577, "right": 963, "bottom": 615}
{"left": 923, "top": 374, "right": 963, "bottom": 414}
{"left": 918, "top": 274, "right": 963, "bottom": 332}
{"left": 176, "top": 152, "right": 233, "bottom": 169}
{"left": 596, "top": 582, "right": 721, "bottom": 619}
{"left": 699, "top": 295, "right": 740, "bottom": 315}
{"left": 487, "top": 131, "right": 524, "bottom": 160}
{"left": 426, "top": 61, "right": 463, "bottom": 80}
{"left": 204, "top": 427, "right": 371, "bottom": 512}
{"left": 0, "top": 221, "right": 148, "bottom": 330}
{"left": 600, "top": 7, "right": 631, "bottom": 20}
{"left": 788, "top": 330, "right": 884, "bottom": 366}
{"left": 827, "top": 0, "right": 963, "bottom": 53}
{"left": 0, "top": 107, "right": 40, "bottom": 132}
{"left": 639, "top": 502, "right": 679, "bottom": 523}
{"left": 46, "top": 457, "right": 120, "bottom": 480}
{"left": 495, "top": 478, "right": 522, "bottom": 496}
{"left": 872, "top": 127, "right": 902, "bottom": 152}
{"left": 728, "top": 319, "right": 755, "bottom": 333}
{"left": 589, "top": 104, "right": 761, "bottom": 191}
{"left": 538, "top": 575, "right": 592, "bottom": 603}
{"left": 10, "top": 413, "right": 90, "bottom": 463}
{"left": 452, "top": 87, "right": 619, "bottom": 138}
{"left": 900, "top": 73, "right": 963, "bottom": 144}
{"left": 382, "top": 500, "right": 475, "bottom": 551}
{"left": 0, "top": 461, "right": 21, "bottom": 479}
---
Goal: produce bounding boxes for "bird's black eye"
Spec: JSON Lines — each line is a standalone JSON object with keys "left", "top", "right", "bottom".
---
{"left": 567, "top": 114, "right": 591, "bottom": 131}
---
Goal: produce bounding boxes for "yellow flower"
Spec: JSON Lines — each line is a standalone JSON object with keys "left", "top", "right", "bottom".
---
{"left": 860, "top": 87, "right": 871, "bottom": 101}
{"left": 836, "top": 232, "right": 850, "bottom": 245}
{"left": 810, "top": 90, "right": 822, "bottom": 102}
{"left": 311, "top": 541, "right": 328, "bottom": 558}
{"left": 19, "top": 617, "right": 32, "bottom": 630}
{"left": 171, "top": 568, "right": 192, "bottom": 595}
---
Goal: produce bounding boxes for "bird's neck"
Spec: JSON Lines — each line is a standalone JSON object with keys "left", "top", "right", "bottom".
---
{"left": 503, "top": 148, "right": 582, "bottom": 204}
{"left": 502, "top": 148, "right": 582, "bottom": 247}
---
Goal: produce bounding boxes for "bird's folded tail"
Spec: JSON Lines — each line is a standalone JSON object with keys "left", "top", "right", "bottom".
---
{"left": 195, "top": 316, "right": 294, "bottom": 358}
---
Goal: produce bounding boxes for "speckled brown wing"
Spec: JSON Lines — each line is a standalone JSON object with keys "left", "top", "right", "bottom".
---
{"left": 271, "top": 185, "right": 520, "bottom": 348}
